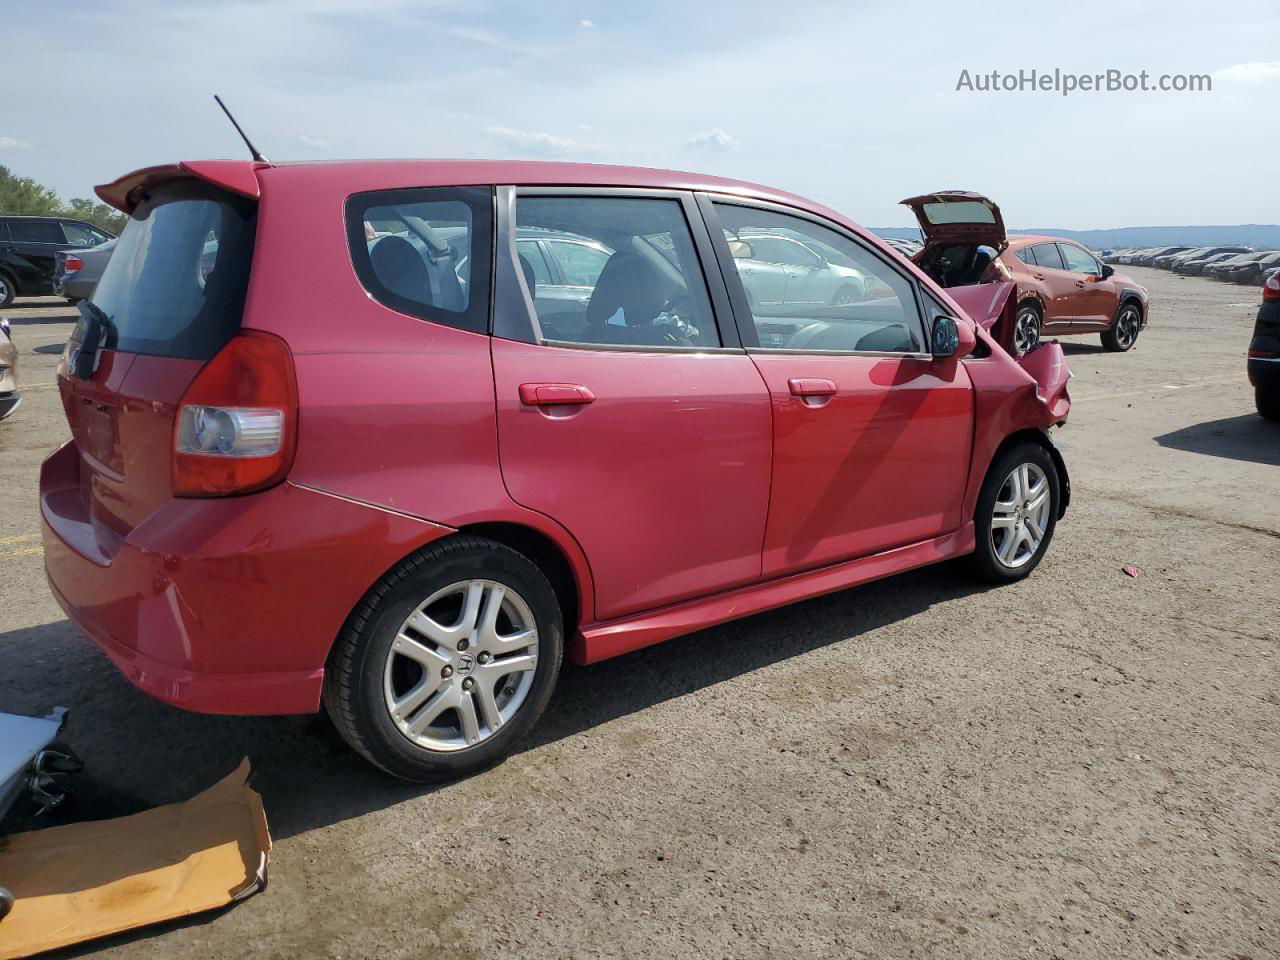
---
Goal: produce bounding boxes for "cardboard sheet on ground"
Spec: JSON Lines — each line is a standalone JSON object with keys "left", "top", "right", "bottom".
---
{"left": 0, "top": 759, "right": 269, "bottom": 959}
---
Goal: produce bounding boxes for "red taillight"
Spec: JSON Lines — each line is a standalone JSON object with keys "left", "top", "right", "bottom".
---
{"left": 172, "top": 331, "right": 298, "bottom": 497}
{"left": 64, "top": 256, "right": 84, "bottom": 273}
{"left": 1264, "top": 275, "right": 1280, "bottom": 302}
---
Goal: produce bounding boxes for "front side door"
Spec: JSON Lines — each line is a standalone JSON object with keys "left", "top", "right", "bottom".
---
{"left": 1057, "top": 242, "right": 1113, "bottom": 327}
{"left": 705, "top": 198, "right": 975, "bottom": 578}
{"left": 491, "top": 190, "right": 772, "bottom": 622}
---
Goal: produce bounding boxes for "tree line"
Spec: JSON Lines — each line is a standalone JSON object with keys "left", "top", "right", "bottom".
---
{"left": 0, "top": 165, "right": 127, "bottom": 235}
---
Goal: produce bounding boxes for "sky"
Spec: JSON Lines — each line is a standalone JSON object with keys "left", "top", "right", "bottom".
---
{"left": 3, "top": 0, "right": 1279, "bottom": 229}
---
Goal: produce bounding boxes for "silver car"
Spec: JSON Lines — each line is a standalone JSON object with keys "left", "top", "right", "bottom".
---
{"left": 0, "top": 317, "right": 18, "bottom": 421}
{"left": 53, "top": 238, "right": 117, "bottom": 303}
{"left": 731, "top": 231, "right": 869, "bottom": 308}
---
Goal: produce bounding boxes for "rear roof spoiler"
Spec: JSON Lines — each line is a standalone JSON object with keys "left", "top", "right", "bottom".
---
{"left": 95, "top": 160, "right": 268, "bottom": 213}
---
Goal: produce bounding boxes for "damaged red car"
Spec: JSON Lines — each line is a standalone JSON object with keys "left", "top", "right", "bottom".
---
{"left": 41, "top": 160, "right": 1071, "bottom": 780}
{"left": 905, "top": 191, "right": 1149, "bottom": 356}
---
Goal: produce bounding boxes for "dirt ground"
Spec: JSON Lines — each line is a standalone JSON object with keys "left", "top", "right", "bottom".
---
{"left": 1, "top": 266, "right": 1277, "bottom": 960}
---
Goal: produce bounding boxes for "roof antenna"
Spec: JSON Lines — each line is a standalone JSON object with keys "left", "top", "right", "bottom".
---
{"left": 213, "top": 94, "right": 269, "bottom": 163}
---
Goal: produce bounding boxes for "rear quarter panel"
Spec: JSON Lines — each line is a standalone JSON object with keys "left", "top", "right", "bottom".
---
{"left": 243, "top": 167, "right": 598, "bottom": 620}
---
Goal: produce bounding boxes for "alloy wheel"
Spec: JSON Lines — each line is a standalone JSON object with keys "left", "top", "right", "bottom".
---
{"left": 0, "top": 277, "right": 10, "bottom": 304}
{"left": 383, "top": 579, "right": 539, "bottom": 752}
{"left": 989, "top": 462, "right": 1052, "bottom": 569}
{"left": 1115, "top": 305, "right": 1140, "bottom": 349}
{"left": 1013, "top": 307, "right": 1040, "bottom": 356}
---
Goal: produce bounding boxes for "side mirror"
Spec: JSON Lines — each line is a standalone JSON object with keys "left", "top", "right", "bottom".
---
{"left": 728, "top": 239, "right": 753, "bottom": 259}
{"left": 1100, "top": 264, "right": 1115, "bottom": 279}
{"left": 931, "top": 314, "right": 975, "bottom": 360}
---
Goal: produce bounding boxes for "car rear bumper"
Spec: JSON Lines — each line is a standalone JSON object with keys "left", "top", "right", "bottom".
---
{"left": 52, "top": 275, "right": 95, "bottom": 301}
{"left": 40, "top": 442, "right": 454, "bottom": 715}
{"left": 1249, "top": 356, "right": 1280, "bottom": 390}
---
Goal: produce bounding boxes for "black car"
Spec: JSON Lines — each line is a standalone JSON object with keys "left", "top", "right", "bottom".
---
{"left": 1250, "top": 272, "right": 1280, "bottom": 421}
{"left": 0, "top": 216, "right": 114, "bottom": 307}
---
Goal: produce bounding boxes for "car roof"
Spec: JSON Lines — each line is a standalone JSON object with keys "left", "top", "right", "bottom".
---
{"left": 98, "top": 158, "right": 837, "bottom": 222}
{"left": 1007, "top": 235, "right": 1080, "bottom": 247}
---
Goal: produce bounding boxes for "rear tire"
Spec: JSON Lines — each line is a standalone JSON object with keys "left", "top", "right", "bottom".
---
{"left": 1102, "top": 302, "right": 1142, "bottom": 352}
{"left": 1257, "top": 387, "right": 1280, "bottom": 423}
{"left": 0, "top": 274, "right": 15, "bottom": 309}
{"left": 970, "top": 442, "right": 1060, "bottom": 584}
{"left": 323, "top": 536, "right": 564, "bottom": 782}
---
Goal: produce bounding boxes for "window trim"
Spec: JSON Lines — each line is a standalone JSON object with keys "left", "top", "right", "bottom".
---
{"left": 696, "top": 192, "right": 932, "bottom": 358}
{"left": 494, "top": 185, "right": 742, "bottom": 352}
{"left": 344, "top": 185, "right": 495, "bottom": 335}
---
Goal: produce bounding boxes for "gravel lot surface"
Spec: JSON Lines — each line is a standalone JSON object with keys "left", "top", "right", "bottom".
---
{"left": 1, "top": 266, "right": 1277, "bottom": 959}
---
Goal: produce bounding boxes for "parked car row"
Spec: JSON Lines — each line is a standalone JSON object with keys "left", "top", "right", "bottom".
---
{"left": 1104, "top": 245, "right": 1280, "bottom": 285}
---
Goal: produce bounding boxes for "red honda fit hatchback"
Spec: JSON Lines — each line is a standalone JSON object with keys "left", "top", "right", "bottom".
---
{"left": 41, "top": 159, "right": 1071, "bottom": 780}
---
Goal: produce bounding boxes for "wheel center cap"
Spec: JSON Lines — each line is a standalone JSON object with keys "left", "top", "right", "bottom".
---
{"left": 456, "top": 653, "right": 475, "bottom": 675}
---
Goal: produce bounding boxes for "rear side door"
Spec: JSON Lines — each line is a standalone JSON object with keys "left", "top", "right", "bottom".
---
{"left": 5, "top": 219, "right": 66, "bottom": 291}
{"left": 490, "top": 189, "right": 772, "bottom": 622}
{"left": 704, "top": 197, "right": 974, "bottom": 577}
{"left": 1026, "top": 243, "right": 1080, "bottom": 328}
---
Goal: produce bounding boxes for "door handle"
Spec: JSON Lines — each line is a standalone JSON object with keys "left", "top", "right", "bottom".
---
{"left": 788, "top": 378, "right": 837, "bottom": 397}
{"left": 1074, "top": 280, "right": 1086, "bottom": 288}
{"left": 519, "top": 382, "right": 596, "bottom": 406}
{"left": 1033, "top": 273, "right": 1046, "bottom": 281}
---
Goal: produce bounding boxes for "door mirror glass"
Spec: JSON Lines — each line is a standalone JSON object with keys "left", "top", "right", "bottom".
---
{"left": 931, "top": 314, "right": 960, "bottom": 358}
{"left": 727, "top": 239, "right": 753, "bottom": 259}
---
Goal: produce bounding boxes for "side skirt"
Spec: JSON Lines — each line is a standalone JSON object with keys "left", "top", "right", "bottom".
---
{"left": 571, "top": 523, "right": 976, "bottom": 665}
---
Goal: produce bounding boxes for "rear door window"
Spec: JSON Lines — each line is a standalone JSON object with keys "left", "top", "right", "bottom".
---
{"left": 90, "top": 182, "right": 256, "bottom": 360}
{"left": 1031, "top": 243, "right": 1066, "bottom": 270}
{"left": 346, "top": 187, "right": 493, "bottom": 334}
{"left": 62, "top": 222, "right": 106, "bottom": 246}
{"left": 9, "top": 220, "right": 65, "bottom": 244}
{"left": 514, "top": 195, "right": 719, "bottom": 348}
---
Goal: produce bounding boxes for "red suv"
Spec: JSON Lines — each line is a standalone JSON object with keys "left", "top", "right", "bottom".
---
{"left": 41, "top": 160, "right": 1072, "bottom": 780}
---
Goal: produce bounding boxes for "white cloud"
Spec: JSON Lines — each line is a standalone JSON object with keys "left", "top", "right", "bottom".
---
{"left": 579, "top": 18, "right": 593, "bottom": 28}
{"left": 297, "top": 134, "right": 331, "bottom": 150}
{"left": 484, "top": 125, "right": 598, "bottom": 156}
{"left": 1213, "top": 61, "right": 1280, "bottom": 85}
{"left": 686, "top": 128, "right": 740, "bottom": 152}
{"left": 0, "top": 137, "right": 31, "bottom": 150}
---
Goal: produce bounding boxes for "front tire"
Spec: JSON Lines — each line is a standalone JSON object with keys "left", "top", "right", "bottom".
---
{"left": 970, "top": 442, "right": 1060, "bottom": 584}
{"left": 1102, "top": 302, "right": 1142, "bottom": 352}
{"left": 324, "top": 536, "right": 564, "bottom": 781}
{"left": 1012, "top": 302, "right": 1042, "bottom": 356}
{"left": 0, "top": 274, "right": 15, "bottom": 309}
{"left": 1257, "top": 387, "right": 1280, "bottom": 422}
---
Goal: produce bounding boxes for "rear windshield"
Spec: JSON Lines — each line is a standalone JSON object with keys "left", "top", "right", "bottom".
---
{"left": 91, "top": 181, "right": 255, "bottom": 360}
{"left": 921, "top": 200, "right": 996, "bottom": 225}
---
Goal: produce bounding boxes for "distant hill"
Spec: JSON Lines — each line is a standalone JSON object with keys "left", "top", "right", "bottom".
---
{"left": 872, "top": 224, "right": 1280, "bottom": 252}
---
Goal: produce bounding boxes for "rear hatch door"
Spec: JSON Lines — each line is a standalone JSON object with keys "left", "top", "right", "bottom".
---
{"left": 57, "top": 179, "right": 256, "bottom": 537}
{"left": 900, "top": 191, "right": 1006, "bottom": 251}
